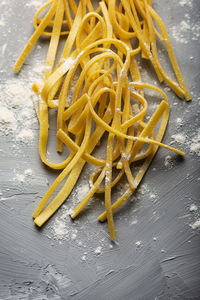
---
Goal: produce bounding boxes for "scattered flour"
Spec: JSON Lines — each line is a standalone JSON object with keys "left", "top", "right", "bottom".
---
{"left": 139, "top": 184, "right": 149, "bottom": 195}
{"left": 14, "top": 169, "right": 33, "bottom": 183}
{"left": 191, "top": 219, "right": 200, "bottom": 230}
{"left": 24, "top": 169, "right": 33, "bottom": 176}
{"left": 189, "top": 204, "right": 198, "bottom": 212}
{"left": 190, "top": 142, "right": 200, "bottom": 156}
{"left": 135, "top": 241, "right": 142, "bottom": 248}
{"left": 81, "top": 255, "right": 87, "bottom": 262}
{"left": 150, "top": 193, "right": 156, "bottom": 200}
{"left": 164, "top": 155, "right": 174, "bottom": 168}
{"left": 50, "top": 206, "right": 80, "bottom": 241}
{"left": 189, "top": 130, "right": 200, "bottom": 156}
{"left": 0, "top": 107, "right": 17, "bottom": 133}
{"left": 17, "top": 129, "right": 34, "bottom": 143}
{"left": 176, "top": 118, "right": 183, "bottom": 126}
{"left": 71, "top": 232, "right": 77, "bottom": 240}
{"left": 191, "top": 23, "right": 200, "bottom": 41}
{"left": 20, "top": 108, "right": 34, "bottom": 120}
{"left": 94, "top": 246, "right": 102, "bottom": 255}
{"left": 171, "top": 20, "right": 190, "bottom": 44}
{"left": 168, "top": 129, "right": 200, "bottom": 158}
{"left": 131, "top": 219, "right": 138, "bottom": 225}
{"left": 5, "top": 81, "right": 28, "bottom": 108}
{"left": 0, "top": 79, "right": 37, "bottom": 141}
{"left": 171, "top": 7, "right": 200, "bottom": 43}
{"left": 16, "top": 174, "right": 25, "bottom": 183}
{"left": 180, "top": 20, "right": 190, "bottom": 31}
{"left": 75, "top": 183, "right": 90, "bottom": 201}
{"left": 53, "top": 218, "right": 69, "bottom": 240}
{"left": 26, "top": 1, "right": 43, "bottom": 9}
{"left": 171, "top": 133, "right": 186, "bottom": 144}
{"left": 33, "top": 65, "right": 51, "bottom": 77}
{"left": 179, "top": 0, "right": 193, "bottom": 8}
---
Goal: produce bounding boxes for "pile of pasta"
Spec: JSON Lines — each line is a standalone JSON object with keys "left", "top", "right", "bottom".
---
{"left": 14, "top": 0, "right": 190, "bottom": 239}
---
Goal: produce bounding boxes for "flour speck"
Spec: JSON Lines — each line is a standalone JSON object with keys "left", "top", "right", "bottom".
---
{"left": 191, "top": 219, "right": 200, "bottom": 229}
{"left": 16, "top": 174, "right": 25, "bottom": 183}
{"left": 94, "top": 246, "right": 102, "bottom": 255}
{"left": 179, "top": 0, "right": 193, "bottom": 7}
{"left": 189, "top": 204, "right": 198, "bottom": 212}
{"left": 189, "top": 130, "right": 200, "bottom": 157}
{"left": 81, "top": 255, "right": 87, "bottom": 261}
{"left": 164, "top": 155, "right": 174, "bottom": 168}
{"left": 171, "top": 133, "right": 186, "bottom": 144}
{"left": 0, "top": 107, "right": 17, "bottom": 133}
{"left": 135, "top": 241, "right": 142, "bottom": 248}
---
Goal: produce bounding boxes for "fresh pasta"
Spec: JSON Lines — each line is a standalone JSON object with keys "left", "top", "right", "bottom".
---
{"left": 13, "top": 0, "right": 190, "bottom": 239}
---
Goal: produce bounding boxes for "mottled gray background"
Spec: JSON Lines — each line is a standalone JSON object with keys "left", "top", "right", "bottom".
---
{"left": 0, "top": 0, "right": 200, "bottom": 299}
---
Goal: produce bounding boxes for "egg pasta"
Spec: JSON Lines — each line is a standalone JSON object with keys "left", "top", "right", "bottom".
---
{"left": 13, "top": 0, "right": 190, "bottom": 239}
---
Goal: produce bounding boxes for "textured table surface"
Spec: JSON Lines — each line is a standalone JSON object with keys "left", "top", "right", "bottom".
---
{"left": 0, "top": 0, "right": 200, "bottom": 299}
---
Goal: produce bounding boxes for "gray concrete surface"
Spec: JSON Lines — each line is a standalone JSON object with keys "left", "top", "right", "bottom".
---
{"left": 0, "top": 0, "right": 200, "bottom": 299}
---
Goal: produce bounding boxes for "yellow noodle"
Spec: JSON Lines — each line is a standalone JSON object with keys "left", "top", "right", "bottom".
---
{"left": 13, "top": 0, "right": 190, "bottom": 239}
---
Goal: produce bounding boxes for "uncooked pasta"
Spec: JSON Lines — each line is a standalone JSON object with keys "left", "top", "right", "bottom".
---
{"left": 13, "top": 0, "right": 190, "bottom": 239}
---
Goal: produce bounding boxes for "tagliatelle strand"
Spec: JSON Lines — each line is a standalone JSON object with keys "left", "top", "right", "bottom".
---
{"left": 13, "top": 0, "right": 58, "bottom": 72}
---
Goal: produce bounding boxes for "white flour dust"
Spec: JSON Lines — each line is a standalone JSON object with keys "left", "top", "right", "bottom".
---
{"left": 135, "top": 241, "right": 142, "bottom": 248}
{"left": 13, "top": 169, "right": 34, "bottom": 183}
{"left": 26, "top": 0, "right": 45, "bottom": 9}
{"left": 191, "top": 220, "right": 200, "bottom": 230}
{"left": 189, "top": 204, "right": 198, "bottom": 212}
{"left": 189, "top": 130, "right": 200, "bottom": 157}
{"left": 94, "top": 246, "right": 102, "bottom": 255}
{"left": 170, "top": 2, "right": 200, "bottom": 44}
{"left": 0, "top": 79, "right": 37, "bottom": 142}
{"left": 169, "top": 128, "right": 200, "bottom": 158}
{"left": 171, "top": 133, "right": 186, "bottom": 144}
{"left": 179, "top": 0, "right": 193, "bottom": 7}
{"left": 164, "top": 155, "right": 174, "bottom": 169}
{"left": 0, "top": 107, "right": 17, "bottom": 134}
